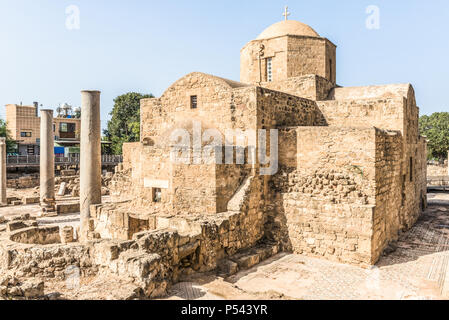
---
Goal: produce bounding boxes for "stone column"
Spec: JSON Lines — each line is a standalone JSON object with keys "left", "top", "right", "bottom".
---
{"left": 40, "top": 109, "right": 56, "bottom": 213}
{"left": 0, "top": 138, "right": 7, "bottom": 206}
{"left": 80, "top": 91, "right": 102, "bottom": 240}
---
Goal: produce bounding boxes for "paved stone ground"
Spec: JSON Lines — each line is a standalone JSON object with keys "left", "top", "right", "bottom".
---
{"left": 166, "top": 192, "right": 449, "bottom": 300}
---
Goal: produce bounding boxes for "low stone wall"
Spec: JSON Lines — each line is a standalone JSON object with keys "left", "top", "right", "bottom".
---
{"left": 56, "top": 203, "right": 80, "bottom": 214}
{"left": 7, "top": 175, "right": 39, "bottom": 189}
{"left": 428, "top": 164, "right": 447, "bottom": 177}
{"left": 0, "top": 241, "right": 97, "bottom": 280}
{"left": 9, "top": 226, "right": 61, "bottom": 245}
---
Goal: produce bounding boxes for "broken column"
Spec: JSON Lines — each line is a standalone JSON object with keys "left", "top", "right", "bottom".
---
{"left": 80, "top": 90, "right": 102, "bottom": 240}
{"left": 40, "top": 109, "right": 56, "bottom": 213}
{"left": 0, "top": 138, "right": 6, "bottom": 206}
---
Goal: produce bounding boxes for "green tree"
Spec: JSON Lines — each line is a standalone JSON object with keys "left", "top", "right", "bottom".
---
{"left": 0, "top": 119, "right": 15, "bottom": 153}
{"left": 104, "top": 92, "right": 153, "bottom": 154}
{"left": 419, "top": 112, "right": 449, "bottom": 160}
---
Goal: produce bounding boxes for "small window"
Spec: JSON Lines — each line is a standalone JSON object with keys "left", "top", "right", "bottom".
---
{"left": 60, "top": 123, "right": 68, "bottom": 133}
{"left": 329, "top": 59, "right": 333, "bottom": 82}
{"left": 410, "top": 157, "right": 413, "bottom": 182}
{"left": 153, "top": 188, "right": 162, "bottom": 203}
{"left": 267, "top": 58, "right": 273, "bottom": 82}
{"left": 21, "top": 132, "right": 32, "bottom": 138}
{"left": 190, "top": 95, "right": 198, "bottom": 109}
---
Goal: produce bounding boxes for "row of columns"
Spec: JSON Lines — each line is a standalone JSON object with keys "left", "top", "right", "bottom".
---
{"left": 0, "top": 91, "right": 102, "bottom": 241}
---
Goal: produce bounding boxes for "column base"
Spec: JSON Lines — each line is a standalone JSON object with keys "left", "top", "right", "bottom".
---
{"left": 40, "top": 199, "right": 57, "bottom": 217}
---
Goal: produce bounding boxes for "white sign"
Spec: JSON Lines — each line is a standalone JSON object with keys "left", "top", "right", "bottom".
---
{"left": 144, "top": 178, "right": 169, "bottom": 189}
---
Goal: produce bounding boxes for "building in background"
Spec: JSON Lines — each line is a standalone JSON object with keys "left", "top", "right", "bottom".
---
{"left": 5, "top": 102, "right": 81, "bottom": 156}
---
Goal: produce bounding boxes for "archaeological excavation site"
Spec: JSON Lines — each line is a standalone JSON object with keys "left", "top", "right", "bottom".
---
{"left": 1, "top": 16, "right": 443, "bottom": 301}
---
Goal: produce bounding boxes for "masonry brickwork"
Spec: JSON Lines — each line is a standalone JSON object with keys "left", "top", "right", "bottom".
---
{"left": 102, "top": 19, "right": 428, "bottom": 268}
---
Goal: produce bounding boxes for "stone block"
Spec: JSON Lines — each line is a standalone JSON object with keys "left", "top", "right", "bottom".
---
{"left": 24, "top": 197, "right": 40, "bottom": 205}
{"left": 56, "top": 203, "right": 80, "bottom": 214}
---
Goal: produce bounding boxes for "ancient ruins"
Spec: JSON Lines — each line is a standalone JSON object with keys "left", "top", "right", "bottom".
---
{"left": 0, "top": 18, "right": 428, "bottom": 299}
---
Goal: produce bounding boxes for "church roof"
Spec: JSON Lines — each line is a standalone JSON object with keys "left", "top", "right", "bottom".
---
{"left": 256, "top": 20, "right": 320, "bottom": 40}
{"left": 329, "top": 84, "right": 413, "bottom": 100}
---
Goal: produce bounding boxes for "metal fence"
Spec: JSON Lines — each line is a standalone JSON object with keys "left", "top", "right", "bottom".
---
{"left": 6, "top": 155, "right": 123, "bottom": 166}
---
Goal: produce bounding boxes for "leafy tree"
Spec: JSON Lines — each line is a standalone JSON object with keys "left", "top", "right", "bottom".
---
{"left": 0, "top": 119, "right": 15, "bottom": 153}
{"left": 104, "top": 92, "right": 153, "bottom": 154}
{"left": 419, "top": 112, "right": 449, "bottom": 160}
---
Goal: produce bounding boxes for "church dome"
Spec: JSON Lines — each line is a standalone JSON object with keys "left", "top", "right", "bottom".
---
{"left": 256, "top": 20, "right": 320, "bottom": 40}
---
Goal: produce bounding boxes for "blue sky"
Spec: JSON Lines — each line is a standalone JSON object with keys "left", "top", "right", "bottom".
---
{"left": 0, "top": 0, "right": 448, "bottom": 131}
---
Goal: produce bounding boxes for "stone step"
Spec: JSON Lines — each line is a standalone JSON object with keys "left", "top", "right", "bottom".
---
{"left": 218, "top": 243, "right": 280, "bottom": 277}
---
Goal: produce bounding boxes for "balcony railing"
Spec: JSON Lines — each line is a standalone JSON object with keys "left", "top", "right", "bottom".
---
{"left": 6, "top": 155, "right": 123, "bottom": 166}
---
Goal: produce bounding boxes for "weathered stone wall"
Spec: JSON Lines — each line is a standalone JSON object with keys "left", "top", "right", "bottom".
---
{"left": 317, "top": 86, "right": 427, "bottom": 239}
{"left": 256, "top": 87, "right": 327, "bottom": 128}
{"left": 272, "top": 127, "right": 377, "bottom": 265}
{"left": 140, "top": 72, "right": 256, "bottom": 146}
{"left": 87, "top": 174, "right": 266, "bottom": 296}
{"left": 270, "top": 124, "right": 425, "bottom": 266}
{"left": 0, "top": 241, "right": 96, "bottom": 280}
{"left": 428, "top": 163, "right": 447, "bottom": 177}
{"left": 7, "top": 175, "right": 39, "bottom": 189}
{"left": 261, "top": 75, "right": 334, "bottom": 101}
{"left": 372, "top": 130, "right": 403, "bottom": 261}
{"left": 316, "top": 98, "right": 405, "bottom": 132}
{"left": 240, "top": 37, "right": 288, "bottom": 84}
{"left": 122, "top": 73, "right": 329, "bottom": 217}
{"left": 240, "top": 36, "right": 336, "bottom": 85}
{"left": 112, "top": 144, "right": 253, "bottom": 216}
{"left": 287, "top": 36, "right": 336, "bottom": 84}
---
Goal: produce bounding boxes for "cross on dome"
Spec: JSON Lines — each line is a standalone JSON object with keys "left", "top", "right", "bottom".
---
{"left": 283, "top": 6, "right": 291, "bottom": 21}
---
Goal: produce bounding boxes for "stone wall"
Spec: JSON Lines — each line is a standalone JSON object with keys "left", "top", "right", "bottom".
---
{"left": 7, "top": 175, "right": 39, "bottom": 189}
{"left": 372, "top": 130, "right": 403, "bottom": 260}
{"left": 240, "top": 35, "right": 336, "bottom": 85}
{"left": 269, "top": 125, "right": 425, "bottom": 266}
{"left": 271, "top": 126, "right": 377, "bottom": 265}
{"left": 261, "top": 75, "right": 334, "bottom": 101}
{"left": 316, "top": 98, "right": 405, "bottom": 132}
{"left": 140, "top": 72, "right": 256, "bottom": 146}
{"left": 0, "top": 240, "right": 96, "bottom": 280}
{"left": 256, "top": 87, "right": 326, "bottom": 128}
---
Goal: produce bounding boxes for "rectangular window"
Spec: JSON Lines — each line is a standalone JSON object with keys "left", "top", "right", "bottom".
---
{"left": 60, "top": 122, "right": 75, "bottom": 133}
{"left": 20, "top": 132, "right": 32, "bottom": 138}
{"left": 410, "top": 157, "right": 413, "bottom": 182}
{"left": 153, "top": 188, "right": 162, "bottom": 203}
{"left": 267, "top": 58, "right": 273, "bottom": 82}
{"left": 190, "top": 95, "right": 198, "bottom": 109}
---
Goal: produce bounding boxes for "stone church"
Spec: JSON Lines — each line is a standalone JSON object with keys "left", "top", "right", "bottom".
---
{"left": 105, "top": 17, "right": 427, "bottom": 267}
